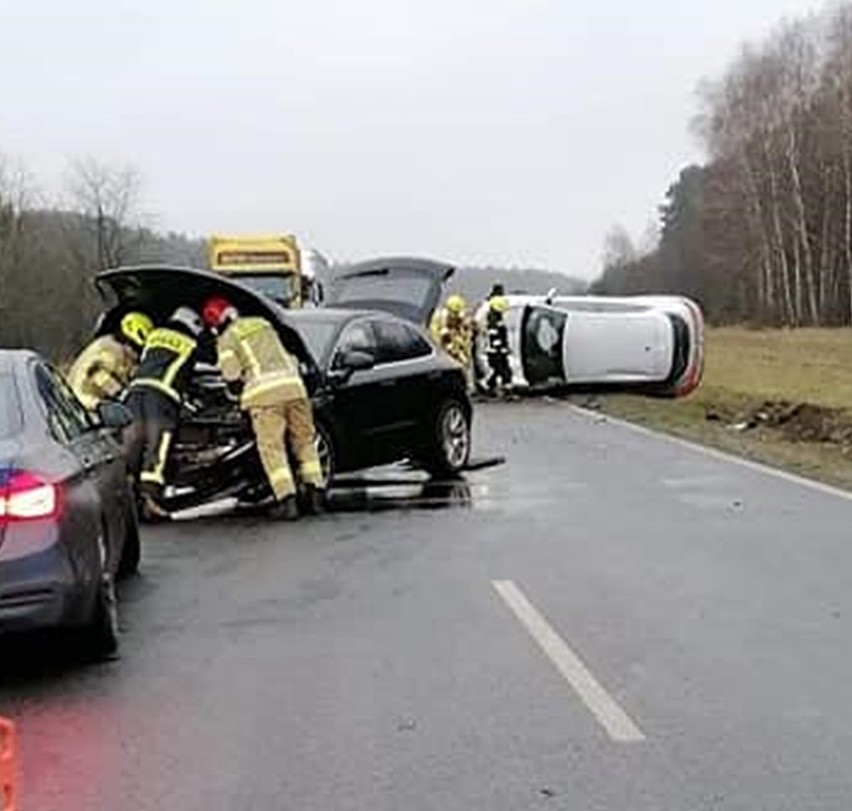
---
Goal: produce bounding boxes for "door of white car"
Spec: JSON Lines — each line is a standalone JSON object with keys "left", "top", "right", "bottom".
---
{"left": 563, "top": 310, "right": 673, "bottom": 383}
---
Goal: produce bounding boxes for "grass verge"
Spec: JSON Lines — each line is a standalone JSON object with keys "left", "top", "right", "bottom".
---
{"left": 589, "top": 327, "right": 852, "bottom": 491}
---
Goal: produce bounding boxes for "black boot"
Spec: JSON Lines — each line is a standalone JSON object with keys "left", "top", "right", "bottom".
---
{"left": 303, "top": 484, "right": 326, "bottom": 516}
{"left": 269, "top": 495, "right": 299, "bottom": 521}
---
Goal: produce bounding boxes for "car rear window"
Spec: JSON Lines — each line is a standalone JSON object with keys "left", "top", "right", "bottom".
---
{"left": 0, "top": 373, "right": 23, "bottom": 439}
{"left": 331, "top": 274, "right": 433, "bottom": 317}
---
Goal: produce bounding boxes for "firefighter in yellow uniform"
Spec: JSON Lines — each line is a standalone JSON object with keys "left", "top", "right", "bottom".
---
{"left": 202, "top": 296, "right": 324, "bottom": 520}
{"left": 68, "top": 312, "right": 153, "bottom": 410}
{"left": 124, "top": 307, "right": 204, "bottom": 518}
{"left": 430, "top": 294, "right": 474, "bottom": 387}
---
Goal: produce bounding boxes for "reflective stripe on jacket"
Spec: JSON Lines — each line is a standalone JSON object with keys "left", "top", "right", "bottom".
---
{"left": 128, "top": 327, "right": 198, "bottom": 402}
{"left": 217, "top": 317, "right": 306, "bottom": 408}
{"left": 486, "top": 323, "right": 510, "bottom": 355}
{"left": 429, "top": 308, "right": 473, "bottom": 364}
{"left": 68, "top": 334, "right": 138, "bottom": 410}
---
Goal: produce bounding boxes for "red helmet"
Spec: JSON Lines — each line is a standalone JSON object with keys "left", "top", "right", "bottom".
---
{"left": 202, "top": 296, "right": 236, "bottom": 329}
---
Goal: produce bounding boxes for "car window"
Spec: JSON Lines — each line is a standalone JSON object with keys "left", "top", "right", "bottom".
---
{"left": 331, "top": 321, "right": 378, "bottom": 369}
{"left": 0, "top": 373, "right": 23, "bottom": 439}
{"left": 371, "top": 319, "right": 432, "bottom": 364}
{"left": 235, "top": 274, "right": 297, "bottom": 304}
{"left": 293, "top": 318, "right": 342, "bottom": 365}
{"left": 33, "top": 364, "right": 90, "bottom": 443}
{"left": 330, "top": 273, "right": 432, "bottom": 310}
{"left": 52, "top": 367, "right": 96, "bottom": 428}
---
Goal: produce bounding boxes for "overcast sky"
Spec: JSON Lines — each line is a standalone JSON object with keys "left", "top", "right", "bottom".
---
{"left": 3, "top": 0, "right": 822, "bottom": 278}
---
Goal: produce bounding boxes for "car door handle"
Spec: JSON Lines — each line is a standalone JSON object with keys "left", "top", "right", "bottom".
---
{"left": 379, "top": 380, "right": 397, "bottom": 387}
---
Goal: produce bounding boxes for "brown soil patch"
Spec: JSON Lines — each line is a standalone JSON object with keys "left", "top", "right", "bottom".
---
{"left": 707, "top": 399, "right": 852, "bottom": 447}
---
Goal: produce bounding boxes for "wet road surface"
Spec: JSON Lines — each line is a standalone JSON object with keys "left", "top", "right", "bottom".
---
{"left": 4, "top": 400, "right": 852, "bottom": 809}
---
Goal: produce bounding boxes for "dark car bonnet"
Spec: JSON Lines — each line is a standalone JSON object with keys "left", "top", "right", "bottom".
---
{"left": 95, "top": 265, "right": 318, "bottom": 375}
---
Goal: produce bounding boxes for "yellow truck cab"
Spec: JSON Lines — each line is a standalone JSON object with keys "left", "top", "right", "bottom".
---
{"left": 208, "top": 234, "right": 303, "bottom": 308}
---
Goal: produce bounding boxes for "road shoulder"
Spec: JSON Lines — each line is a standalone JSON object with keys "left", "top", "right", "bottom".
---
{"left": 578, "top": 393, "right": 852, "bottom": 495}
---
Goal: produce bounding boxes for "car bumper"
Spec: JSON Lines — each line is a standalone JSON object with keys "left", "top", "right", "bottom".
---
{"left": 0, "top": 526, "right": 80, "bottom": 633}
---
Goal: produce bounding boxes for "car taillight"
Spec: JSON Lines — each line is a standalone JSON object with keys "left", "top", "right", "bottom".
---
{"left": 0, "top": 472, "right": 60, "bottom": 523}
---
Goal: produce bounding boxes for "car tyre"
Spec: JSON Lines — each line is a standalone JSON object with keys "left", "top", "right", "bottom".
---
{"left": 421, "top": 399, "right": 471, "bottom": 477}
{"left": 117, "top": 493, "right": 141, "bottom": 579}
{"left": 315, "top": 421, "right": 335, "bottom": 489}
{"left": 80, "top": 529, "right": 120, "bottom": 660}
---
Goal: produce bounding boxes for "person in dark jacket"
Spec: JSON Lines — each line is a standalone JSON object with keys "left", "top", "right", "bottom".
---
{"left": 123, "top": 306, "right": 204, "bottom": 518}
{"left": 485, "top": 296, "right": 512, "bottom": 394}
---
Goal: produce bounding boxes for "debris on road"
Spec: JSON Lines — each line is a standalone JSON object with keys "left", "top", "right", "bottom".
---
{"left": 395, "top": 717, "right": 417, "bottom": 733}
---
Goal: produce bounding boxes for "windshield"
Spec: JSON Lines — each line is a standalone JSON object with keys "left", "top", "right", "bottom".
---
{"left": 235, "top": 274, "right": 297, "bottom": 304}
{"left": 0, "top": 373, "right": 23, "bottom": 439}
{"left": 335, "top": 274, "right": 434, "bottom": 309}
{"left": 291, "top": 318, "right": 343, "bottom": 365}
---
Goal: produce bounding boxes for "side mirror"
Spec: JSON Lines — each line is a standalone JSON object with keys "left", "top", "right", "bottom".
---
{"left": 329, "top": 349, "right": 375, "bottom": 385}
{"left": 342, "top": 349, "right": 375, "bottom": 372}
{"left": 96, "top": 400, "right": 133, "bottom": 430}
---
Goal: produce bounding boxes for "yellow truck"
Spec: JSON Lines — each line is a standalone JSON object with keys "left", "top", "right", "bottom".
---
{"left": 208, "top": 234, "right": 304, "bottom": 308}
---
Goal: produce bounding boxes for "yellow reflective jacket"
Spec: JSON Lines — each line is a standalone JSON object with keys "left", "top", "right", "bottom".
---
{"left": 127, "top": 327, "right": 198, "bottom": 402}
{"left": 68, "top": 334, "right": 138, "bottom": 410}
{"left": 429, "top": 308, "right": 473, "bottom": 365}
{"left": 217, "top": 316, "right": 306, "bottom": 408}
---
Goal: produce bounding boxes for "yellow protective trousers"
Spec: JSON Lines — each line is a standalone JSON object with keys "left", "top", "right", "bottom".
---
{"left": 250, "top": 399, "right": 323, "bottom": 501}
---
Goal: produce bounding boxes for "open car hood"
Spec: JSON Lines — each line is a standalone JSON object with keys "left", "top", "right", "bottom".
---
{"left": 324, "top": 257, "right": 455, "bottom": 326}
{"left": 95, "top": 265, "right": 318, "bottom": 375}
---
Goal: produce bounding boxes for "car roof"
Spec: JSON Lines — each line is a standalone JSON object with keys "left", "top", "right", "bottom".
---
{"left": 285, "top": 307, "right": 413, "bottom": 325}
{"left": 341, "top": 256, "right": 453, "bottom": 273}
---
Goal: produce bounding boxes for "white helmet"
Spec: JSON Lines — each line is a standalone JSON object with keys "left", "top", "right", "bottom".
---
{"left": 169, "top": 306, "right": 204, "bottom": 337}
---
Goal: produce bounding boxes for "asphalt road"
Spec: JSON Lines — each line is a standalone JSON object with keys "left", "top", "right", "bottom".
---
{"left": 4, "top": 399, "right": 852, "bottom": 810}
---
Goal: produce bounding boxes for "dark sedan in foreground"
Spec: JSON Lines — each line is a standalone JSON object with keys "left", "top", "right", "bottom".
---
{"left": 0, "top": 351, "right": 139, "bottom": 656}
{"left": 92, "top": 265, "right": 473, "bottom": 513}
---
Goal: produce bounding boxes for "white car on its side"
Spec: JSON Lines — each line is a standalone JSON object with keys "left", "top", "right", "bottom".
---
{"left": 472, "top": 293, "right": 704, "bottom": 397}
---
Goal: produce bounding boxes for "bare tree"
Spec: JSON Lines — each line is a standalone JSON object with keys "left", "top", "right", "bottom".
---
{"left": 0, "top": 155, "right": 39, "bottom": 346}
{"left": 65, "top": 156, "right": 143, "bottom": 271}
{"left": 601, "top": 225, "right": 637, "bottom": 270}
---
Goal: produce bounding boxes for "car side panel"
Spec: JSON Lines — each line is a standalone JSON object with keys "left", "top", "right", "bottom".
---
{"left": 327, "top": 365, "right": 408, "bottom": 467}
{"left": 321, "top": 339, "right": 469, "bottom": 473}
{"left": 2, "top": 363, "right": 111, "bottom": 626}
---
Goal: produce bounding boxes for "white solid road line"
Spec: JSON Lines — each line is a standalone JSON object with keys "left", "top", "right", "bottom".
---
{"left": 571, "top": 405, "right": 852, "bottom": 504}
{"left": 492, "top": 579, "right": 646, "bottom": 743}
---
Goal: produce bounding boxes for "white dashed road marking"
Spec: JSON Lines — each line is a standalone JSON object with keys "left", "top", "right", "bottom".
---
{"left": 492, "top": 579, "right": 646, "bottom": 743}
